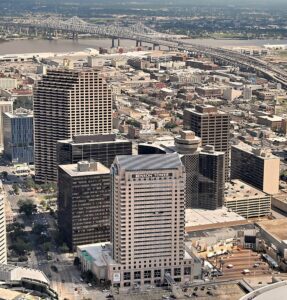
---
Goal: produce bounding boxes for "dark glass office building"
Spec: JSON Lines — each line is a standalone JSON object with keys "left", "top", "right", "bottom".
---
{"left": 198, "top": 145, "right": 225, "bottom": 210}
{"left": 58, "top": 161, "right": 111, "bottom": 250}
{"left": 57, "top": 134, "right": 132, "bottom": 168}
{"left": 3, "top": 110, "right": 34, "bottom": 164}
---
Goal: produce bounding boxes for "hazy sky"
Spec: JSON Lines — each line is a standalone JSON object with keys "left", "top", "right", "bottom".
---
{"left": 4, "top": 0, "right": 287, "bottom": 5}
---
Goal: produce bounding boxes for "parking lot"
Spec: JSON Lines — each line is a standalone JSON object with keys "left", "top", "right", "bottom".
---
{"left": 207, "top": 248, "right": 271, "bottom": 280}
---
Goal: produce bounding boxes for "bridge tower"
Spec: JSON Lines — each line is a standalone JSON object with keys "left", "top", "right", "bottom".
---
{"left": 111, "top": 38, "right": 121, "bottom": 48}
{"left": 153, "top": 43, "right": 160, "bottom": 50}
{"left": 72, "top": 32, "right": 78, "bottom": 40}
{"left": 136, "top": 40, "right": 142, "bottom": 47}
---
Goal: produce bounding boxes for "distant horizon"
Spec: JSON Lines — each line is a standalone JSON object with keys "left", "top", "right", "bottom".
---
{"left": 2, "top": 0, "right": 287, "bottom": 8}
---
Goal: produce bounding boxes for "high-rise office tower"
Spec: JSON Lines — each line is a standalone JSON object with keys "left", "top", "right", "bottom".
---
{"left": 231, "top": 143, "right": 280, "bottom": 195}
{"left": 184, "top": 105, "right": 230, "bottom": 180}
{"left": 198, "top": 145, "right": 225, "bottom": 210}
{"left": 174, "top": 130, "right": 201, "bottom": 208}
{"left": 0, "top": 101, "right": 13, "bottom": 149}
{"left": 57, "top": 134, "right": 132, "bottom": 169}
{"left": 58, "top": 161, "right": 110, "bottom": 250}
{"left": 34, "top": 69, "right": 112, "bottom": 182}
{"left": 3, "top": 109, "right": 34, "bottom": 164}
{"left": 0, "top": 195, "right": 7, "bottom": 264}
{"left": 110, "top": 153, "right": 194, "bottom": 287}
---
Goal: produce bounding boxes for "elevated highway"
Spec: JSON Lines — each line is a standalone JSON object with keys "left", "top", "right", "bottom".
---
{"left": 1, "top": 15, "right": 287, "bottom": 88}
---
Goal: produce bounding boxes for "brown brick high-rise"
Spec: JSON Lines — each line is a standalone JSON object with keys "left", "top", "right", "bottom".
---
{"left": 34, "top": 69, "right": 112, "bottom": 182}
{"left": 184, "top": 104, "right": 230, "bottom": 181}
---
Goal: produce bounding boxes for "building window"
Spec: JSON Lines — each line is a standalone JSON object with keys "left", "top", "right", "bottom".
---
{"left": 124, "top": 272, "right": 131, "bottom": 280}
{"left": 144, "top": 270, "right": 151, "bottom": 279}
{"left": 134, "top": 271, "right": 141, "bottom": 280}
{"left": 174, "top": 268, "right": 181, "bottom": 276}
{"left": 164, "top": 269, "right": 171, "bottom": 275}
{"left": 154, "top": 269, "right": 161, "bottom": 278}
{"left": 184, "top": 267, "right": 191, "bottom": 275}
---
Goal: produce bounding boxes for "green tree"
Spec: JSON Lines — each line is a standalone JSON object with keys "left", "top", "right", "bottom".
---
{"left": 7, "top": 222, "right": 24, "bottom": 233}
{"left": 82, "top": 270, "right": 94, "bottom": 282}
{"left": 126, "top": 119, "right": 141, "bottom": 128}
{"left": 32, "top": 223, "right": 47, "bottom": 235}
{"left": 37, "top": 234, "right": 51, "bottom": 244}
{"left": 164, "top": 122, "right": 177, "bottom": 129}
{"left": 24, "top": 177, "right": 36, "bottom": 190}
{"left": 59, "top": 243, "right": 69, "bottom": 253}
{"left": 9, "top": 238, "right": 32, "bottom": 256}
{"left": 12, "top": 183, "right": 19, "bottom": 195}
{"left": 18, "top": 256, "right": 28, "bottom": 262}
{"left": 74, "top": 256, "right": 80, "bottom": 266}
{"left": 9, "top": 223, "right": 27, "bottom": 242}
{"left": 18, "top": 199, "right": 37, "bottom": 217}
{"left": 53, "top": 231, "right": 64, "bottom": 246}
{"left": 42, "top": 242, "right": 52, "bottom": 252}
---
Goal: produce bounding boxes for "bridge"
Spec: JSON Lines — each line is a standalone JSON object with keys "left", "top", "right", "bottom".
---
{"left": 1, "top": 15, "right": 287, "bottom": 88}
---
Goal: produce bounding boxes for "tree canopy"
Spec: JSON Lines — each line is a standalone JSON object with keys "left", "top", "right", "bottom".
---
{"left": 18, "top": 199, "right": 37, "bottom": 217}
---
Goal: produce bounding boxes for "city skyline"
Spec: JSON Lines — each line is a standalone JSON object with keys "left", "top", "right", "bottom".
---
{"left": 0, "top": 1, "right": 286, "bottom": 299}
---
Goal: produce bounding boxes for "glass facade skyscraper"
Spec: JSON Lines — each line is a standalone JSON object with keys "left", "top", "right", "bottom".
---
{"left": 3, "top": 110, "right": 34, "bottom": 164}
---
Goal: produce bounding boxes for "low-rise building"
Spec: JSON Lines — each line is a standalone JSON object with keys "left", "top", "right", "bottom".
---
{"left": 0, "top": 264, "right": 49, "bottom": 284}
{"left": 256, "top": 219, "right": 287, "bottom": 269}
{"left": 195, "top": 86, "right": 222, "bottom": 98}
{"left": 271, "top": 192, "right": 287, "bottom": 214}
{"left": 225, "top": 179, "right": 271, "bottom": 218}
{"left": 77, "top": 242, "right": 202, "bottom": 288}
{"left": 257, "top": 115, "right": 283, "bottom": 131}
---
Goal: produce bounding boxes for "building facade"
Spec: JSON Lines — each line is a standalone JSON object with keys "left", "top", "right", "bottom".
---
{"left": 34, "top": 69, "right": 112, "bottom": 182}
{"left": 0, "top": 101, "right": 13, "bottom": 149}
{"left": 0, "top": 195, "right": 7, "bottom": 264}
{"left": 138, "top": 131, "right": 225, "bottom": 209}
{"left": 231, "top": 143, "right": 280, "bottom": 195}
{"left": 225, "top": 180, "right": 271, "bottom": 218}
{"left": 0, "top": 78, "right": 17, "bottom": 90}
{"left": 110, "top": 154, "right": 194, "bottom": 288}
{"left": 58, "top": 161, "right": 110, "bottom": 250}
{"left": 174, "top": 130, "right": 201, "bottom": 208}
{"left": 57, "top": 134, "right": 132, "bottom": 169}
{"left": 3, "top": 109, "right": 34, "bottom": 164}
{"left": 198, "top": 145, "right": 225, "bottom": 210}
{"left": 184, "top": 105, "right": 230, "bottom": 180}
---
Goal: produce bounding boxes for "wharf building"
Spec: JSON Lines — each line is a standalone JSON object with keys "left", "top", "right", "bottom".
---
{"left": 231, "top": 143, "right": 280, "bottom": 195}
{"left": 183, "top": 105, "right": 230, "bottom": 181}
{"left": 33, "top": 69, "right": 112, "bottom": 182}
{"left": 3, "top": 109, "right": 34, "bottom": 164}
{"left": 57, "top": 134, "right": 132, "bottom": 169}
{"left": 58, "top": 161, "right": 110, "bottom": 250}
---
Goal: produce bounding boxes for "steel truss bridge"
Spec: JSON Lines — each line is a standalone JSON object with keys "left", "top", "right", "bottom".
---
{"left": 2, "top": 15, "right": 287, "bottom": 88}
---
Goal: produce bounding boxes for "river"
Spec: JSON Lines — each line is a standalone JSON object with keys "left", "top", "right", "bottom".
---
{"left": 1, "top": 38, "right": 287, "bottom": 55}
